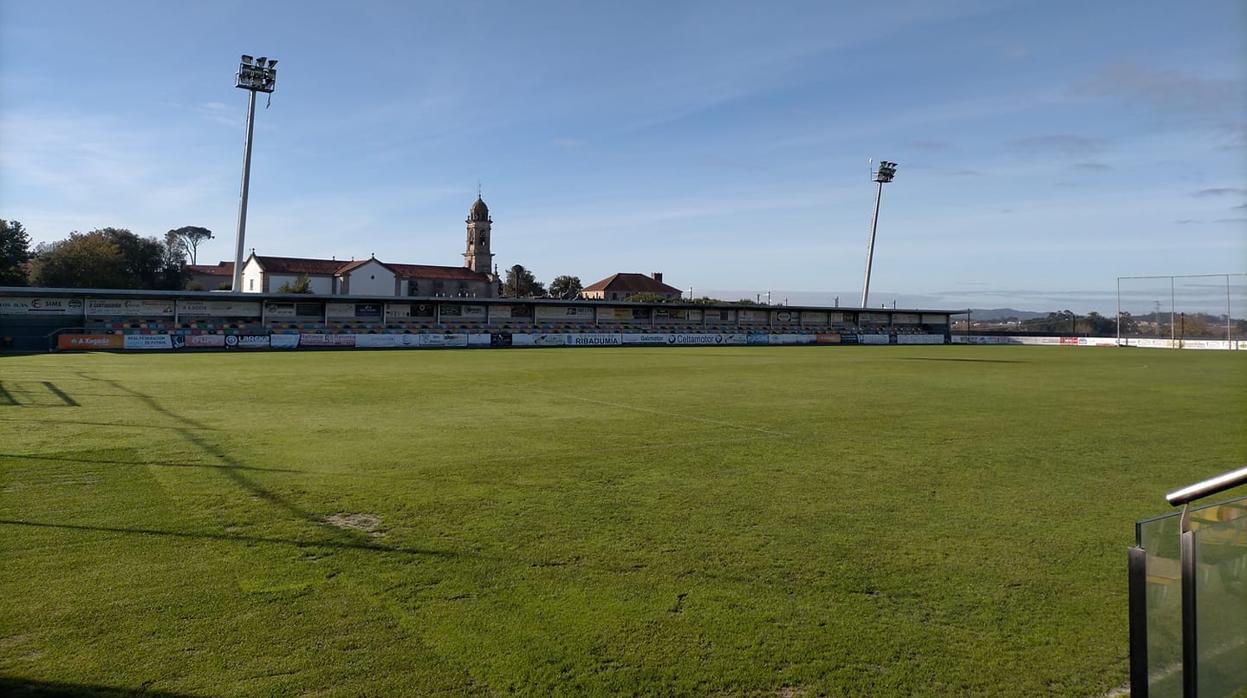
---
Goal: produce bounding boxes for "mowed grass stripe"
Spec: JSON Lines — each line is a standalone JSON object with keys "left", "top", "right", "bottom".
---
{"left": 0, "top": 346, "right": 1243, "bottom": 696}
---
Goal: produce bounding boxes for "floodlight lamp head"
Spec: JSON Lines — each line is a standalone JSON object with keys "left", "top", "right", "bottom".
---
{"left": 267, "top": 59, "right": 277, "bottom": 68}
{"left": 241, "top": 55, "right": 253, "bottom": 65}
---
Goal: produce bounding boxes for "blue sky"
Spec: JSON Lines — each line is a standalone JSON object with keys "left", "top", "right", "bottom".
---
{"left": 1, "top": 0, "right": 1244, "bottom": 312}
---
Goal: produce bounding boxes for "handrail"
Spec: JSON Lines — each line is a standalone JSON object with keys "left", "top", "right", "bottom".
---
{"left": 1166, "top": 465, "right": 1247, "bottom": 506}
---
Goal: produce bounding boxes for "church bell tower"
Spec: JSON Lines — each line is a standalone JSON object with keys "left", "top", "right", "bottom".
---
{"left": 464, "top": 195, "right": 494, "bottom": 274}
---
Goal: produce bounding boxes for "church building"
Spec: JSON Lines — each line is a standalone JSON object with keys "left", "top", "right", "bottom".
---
{"left": 237, "top": 196, "right": 501, "bottom": 298}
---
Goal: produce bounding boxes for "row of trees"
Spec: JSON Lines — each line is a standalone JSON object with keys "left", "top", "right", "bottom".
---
{"left": 503, "top": 265, "right": 584, "bottom": 299}
{"left": 1, "top": 219, "right": 214, "bottom": 290}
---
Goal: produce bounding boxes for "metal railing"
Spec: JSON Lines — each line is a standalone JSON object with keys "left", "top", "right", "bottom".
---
{"left": 1130, "top": 466, "right": 1247, "bottom": 698}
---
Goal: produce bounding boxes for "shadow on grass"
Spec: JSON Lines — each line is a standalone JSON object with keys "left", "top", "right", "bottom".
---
{"left": 897, "top": 357, "right": 1026, "bottom": 364}
{"left": 0, "top": 519, "right": 456, "bottom": 558}
{"left": 0, "top": 676, "right": 205, "bottom": 697}
{"left": 0, "top": 452, "right": 304, "bottom": 474}
{"left": 0, "top": 417, "right": 219, "bottom": 431}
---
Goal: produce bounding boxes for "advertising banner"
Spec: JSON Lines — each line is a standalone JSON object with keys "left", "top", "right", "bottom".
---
{"left": 721, "top": 333, "right": 747, "bottom": 345}
{"left": 859, "top": 334, "right": 890, "bottom": 345}
{"left": 385, "top": 303, "right": 411, "bottom": 319}
{"left": 468, "top": 333, "right": 492, "bottom": 346}
{"left": 535, "top": 305, "right": 595, "bottom": 321}
{"left": 178, "top": 334, "right": 226, "bottom": 348}
{"left": 225, "top": 335, "right": 269, "bottom": 349}
{"left": 439, "top": 304, "right": 462, "bottom": 318}
{"left": 410, "top": 303, "right": 437, "bottom": 319}
{"left": 738, "top": 310, "right": 766, "bottom": 323}
{"left": 488, "top": 305, "right": 512, "bottom": 320}
{"left": 827, "top": 312, "right": 844, "bottom": 324}
{"left": 300, "top": 333, "right": 356, "bottom": 347}
{"left": 265, "top": 302, "right": 297, "bottom": 318}
{"left": 747, "top": 332, "right": 770, "bottom": 345}
{"left": 270, "top": 334, "right": 300, "bottom": 349}
{"left": 511, "top": 334, "right": 536, "bottom": 346}
{"left": 666, "top": 333, "right": 727, "bottom": 345}
{"left": 1, "top": 297, "right": 84, "bottom": 315}
{"left": 463, "top": 305, "right": 487, "bottom": 320}
{"left": 565, "top": 333, "right": 623, "bottom": 346}
{"left": 354, "top": 303, "right": 382, "bottom": 319}
{"left": 58, "top": 334, "right": 122, "bottom": 350}
{"left": 654, "top": 308, "right": 688, "bottom": 321}
{"left": 490, "top": 333, "right": 513, "bottom": 347}
{"left": 840, "top": 333, "right": 859, "bottom": 345}
{"left": 704, "top": 308, "right": 735, "bottom": 322}
{"left": 816, "top": 333, "right": 841, "bottom": 345}
{"left": 87, "top": 299, "right": 174, "bottom": 317}
{"left": 531, "top": 333, "right": 566, "bottom": 346}
{"left": 353, "top": 334, "right": 419, "bottom": 349}
{"left": 772, "top": 310, "right": 798, "bottom": 323}
{"left": 622, "top": 333, "right": 668, "bottom": 345}
{"left": 895, "top": 334, "right": 940, "bottom": 345}
{"left": 801, "top": 311, "right": 828, "bottom": 324}
{"left": 893, "top": 313, "right": 920, "bottom": 324}
{"left": 124, "top": 334, "right": 173, "bottom": 350}
{"left": 859, "top": 312, "right": 890, "bottom": 323}
{"left": 179, "top": 300, "right": 261, "bottom": 317}
{"left": 1060, "top": 336, "right": 1080, "bottom": 345}
{"left": 896, "top": 334, "right": 946, "bottom": 345}
{"left": 326, "top": 303, "right": 357, "bottom": 319}
{"left": 769, "top": 334, "right": 814, "bottom": 345}
{"left": 419, "top": 333, "right": 468, "bottom": 348}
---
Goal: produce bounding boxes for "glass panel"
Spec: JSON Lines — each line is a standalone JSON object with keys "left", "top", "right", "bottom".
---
{"left": 1193, "top": 498, "right": 1247, "bottom": 697}
{"left": 1138, "top": 512, "right": 1184, "bottom": 697}
{"left": 1134, "top": 496, "right": 1246, "bottom": 696}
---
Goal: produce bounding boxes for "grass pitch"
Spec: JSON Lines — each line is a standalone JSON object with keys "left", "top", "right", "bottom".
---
{"left": 1, "top": 346, "right": 1244, "bottom": 696}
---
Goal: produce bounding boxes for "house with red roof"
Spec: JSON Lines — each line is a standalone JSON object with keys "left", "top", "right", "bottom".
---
{"left": 580, "top": 272, "right": 682, "bottom": 301}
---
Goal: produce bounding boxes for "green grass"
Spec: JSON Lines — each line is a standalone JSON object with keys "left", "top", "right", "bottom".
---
{"left": 0, "top": 346, "right": 1244, "bottom": 697}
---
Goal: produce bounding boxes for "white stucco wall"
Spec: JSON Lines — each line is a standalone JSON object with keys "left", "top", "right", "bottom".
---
{"left": 241, "top": 258, "right": 265, "bottom": 293}
{"left": 344, "top": 260, "right": 397, "bottom": 296}
{"left": 267, "top": 274, "right": 334, "bottom": 294}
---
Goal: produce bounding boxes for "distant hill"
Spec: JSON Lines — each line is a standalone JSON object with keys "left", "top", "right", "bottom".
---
{"left": 969, "top": 308, "right": 1047, "bottom": 321}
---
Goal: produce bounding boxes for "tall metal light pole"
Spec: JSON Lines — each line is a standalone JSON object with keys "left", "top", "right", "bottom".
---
{"left": 860, "top": 160, "right": 897, "bottom": 308}
{"left": 230, "top": 55, "right": 278, "bottom": 293}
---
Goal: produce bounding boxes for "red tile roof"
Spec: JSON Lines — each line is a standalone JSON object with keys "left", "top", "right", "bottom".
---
{"left": 248, "top": 255, "right": 489, "bottom": 282}
{"left": 253, "top": 255, "right": 349, "bottom": 275}
{"left": 389, "top": 263, "right": 490, "bottom": 282}
{"left": 583, "top": 273, "right": 681, "bottom": 295}
{"left": 185, "top": 262, "right": 234, "bottom": 276}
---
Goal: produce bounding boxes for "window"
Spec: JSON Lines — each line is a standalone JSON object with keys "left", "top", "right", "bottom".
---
{"left": 249, "top": 278, "right": 254, "bottom": 291}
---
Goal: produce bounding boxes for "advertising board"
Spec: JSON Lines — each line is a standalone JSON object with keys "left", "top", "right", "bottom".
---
{"left": 859, "top": 334, "right": 890, "bottom": 345}
{"left": 815, "top": 333, "right": 841, "bottom": 345}
{"left": 87, "top": 299, "right": 174, "bottom": 317}
{"left": 747, "top": 332, "right": 769, "bottom": 345}
{"left": 893, "top": 313, "right": 920, "bottom": 324}
{"left": 511, "top": 334, "right": 536, "bottom": 346}
{"left": 269, "top": 334, "right": 300, "bottom": 349}
{"left": 534, "top": 305, "right": 595, "bottom": 321}
{"left": 179, "top": 300, "right": 261, "bottom": 317}
{"left": 124, "top": 334, "right": 173, "bottom": 350}
{"left": 622, "top": 333, "right": 668, "bottom": 345}
{"left": 666, "top": 333, "right": 727, "bottom": 345}
{"left": 531, "top": 333, "right": 566, "bottom": 346}
{"left": 490, "top": 333, "right": 513, "bottom": 346}
{"left": 772, "top": 310, "right": 798, "bottom": 323}
{"left": 737, "top": 310, "right": 766, "bottom": 323}
{"left": 721, "top": 334, "right": 748, "bottom": 345}
{"left": 419, "top": 333, "right": 468, "bottom": 348}
{"left": 225, "top": 335, "right": 269, "bottom": 349}
{"left": 177, "top": 334, "right": 226, "bottom": 348}
{"left": 385, "top": 303, "right": 411, "bottom": 319}
{"left": 57, "top": 334, "right": 122, "bottom": 350}
{"left": 896, "top": 334, "right": 946, "bottom": 345}
{"left": 1, "top": 297, "right": 84, "bottom": 315}
{"left": 468, "top": 333, "right": 492, "bottom": 346}
{"left": 800, "top": 311, "right": 828, "bottom": 324}
{"left": 353, "top": 334, "right": 420, "bottom": 349}
{"left": 300, "top": 333, "right": 356, "bottom": 347}
{"left": 565, "top": 333, "right": 623, "bottom": 346}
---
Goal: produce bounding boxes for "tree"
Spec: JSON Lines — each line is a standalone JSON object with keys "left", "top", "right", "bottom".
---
{"left": 165, "top": 226, "right": 213, "bottom": 265}
{"left": 503, "top": 264, "right": 545, "bottom": 297}
{"left": 547, "top": 275, "right": 582, "bottom": 299}
{"left": 278, "top": 274, "right": 312, "bottom": 294}
{"left": 29, "top": 228, "right": 182, "bottom": 289}
{"left": 0, "top": 219, "right": 33, "bottom": 285}
{"left": 29, "top": 232, "right": 130, "bottom": 288}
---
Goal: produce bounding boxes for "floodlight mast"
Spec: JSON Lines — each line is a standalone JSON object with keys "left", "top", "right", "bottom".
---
{"left": 860, "top": 160, "right": 897, "bottom": 308}
{"left": 230, "top": 55, "right": 278, "bottom": 293}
